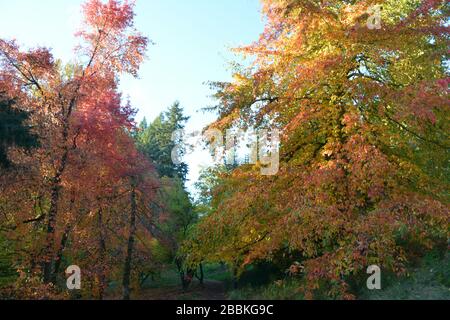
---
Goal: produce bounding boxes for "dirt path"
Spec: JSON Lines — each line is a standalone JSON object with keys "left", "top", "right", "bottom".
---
{"left": 136, "top": 280, "right": 227, "bottom": 300}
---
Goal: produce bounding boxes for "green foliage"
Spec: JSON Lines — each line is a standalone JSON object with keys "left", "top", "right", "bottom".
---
{"left": 194, "top": 165, "right": 229, "bottom": 213}
{"left": 0, "top": 235, "right": 17, "bottom": 288}
{"left": 136, "top": 101, "right": 189, "bottom": 182}
{"left": 228, "top": 280, "right": 305, "bottom": 300}
{"left": 134, "top": 102, "right": 197, "bottom": 290}
{"left": 160, "top": 177, "right": 196, "bottom": 242}
{"left": 0, "top": 97, "right": 38, "bottom": 168}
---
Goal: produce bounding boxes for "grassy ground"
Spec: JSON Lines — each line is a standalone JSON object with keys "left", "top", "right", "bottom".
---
{"left": 227, "top": 251, "right": 450, "bottom": 301}
{"left": 359, "top": 251, "right": 449, "bottom": 300}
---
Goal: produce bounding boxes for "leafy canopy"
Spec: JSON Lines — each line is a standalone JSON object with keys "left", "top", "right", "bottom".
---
{"left": 183, "top": 0, "right": 449, "bottom": 299}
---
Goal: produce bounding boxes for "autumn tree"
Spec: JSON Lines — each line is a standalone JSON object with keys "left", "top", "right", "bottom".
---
{"left": 0, "top": 0, "right": 152, "bottom": 294}
{"left": 184, "top": 0, "right": 449, "bottom": 299}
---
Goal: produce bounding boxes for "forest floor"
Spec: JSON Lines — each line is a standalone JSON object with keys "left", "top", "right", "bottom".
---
{"left": 137, "top": 280, "right": 227, "bottom": 300}
{"left": 132, "top": 264, "right": 232, "bottom": 300}
{"left": 131, "top": 251, "right": 449, "bottom": 300}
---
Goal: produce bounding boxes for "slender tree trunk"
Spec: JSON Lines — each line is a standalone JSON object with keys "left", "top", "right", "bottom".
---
{"left": 43, "top": 132, "right": 70, "bottom": 283}
{"left": 196, "top": 263, "right": 204, "bottom": 287}
{"left": 53, "top": 224, "right": 71, "bottom": 282}
{"left": 53, "top": 196, "right": 75, "bottom": 282}
{"left": 97, "top": 209, "right": 107, "bottom": 300}
{"left": 123, "top": 184, "right": 137, "bottom": 300}
{"left": 43, "top": 178, "right": 63, "bottom": 282}
{"left": 175, "top": 257, "right": 193, "bottom": 291}
{"left": 175, "top": 257, "right": 186, "bottom": 290}
{"left": 232, "top": 266, "right": 239, "bottom": 290}
{"left": 43, "top": 185, "right": 59, "bottom": 282}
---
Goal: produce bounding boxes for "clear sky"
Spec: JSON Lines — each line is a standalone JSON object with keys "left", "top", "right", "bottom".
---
{"left": 0, "top": 0, "right": 264, "bottom": 191}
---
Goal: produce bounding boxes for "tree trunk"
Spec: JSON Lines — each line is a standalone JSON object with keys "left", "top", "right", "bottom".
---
{"left": 43, "top": 141, "right": 70, "bottom": 283}
{"left": 123, "top": 185, "right": 137, "bottom": 300}
{"left": 52, "top": 224, "right": 71, "bottom": 282}
{"left": 175, "top": 257, "right": 185, "bottom": 289}
{"left": 196, "top": 263, "right": 204, "bottom": 287}
{"left": 97, "top": 209, "right": 107, "bottom": 300}
{"left": 43, "top": 178, "right": 62, "bottom": 283}
{"left": 232, "top": 266, "right": 239, "bottom": 290}
{"left": 53, "top": 196, "right": 76, "bottom": 283}
{"left": 175, "top": 257, "right": 193, "bottom": 291}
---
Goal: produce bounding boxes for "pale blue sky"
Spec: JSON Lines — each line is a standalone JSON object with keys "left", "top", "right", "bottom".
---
{"left": 0, "top": 0, "right": 264, "bottom": 190}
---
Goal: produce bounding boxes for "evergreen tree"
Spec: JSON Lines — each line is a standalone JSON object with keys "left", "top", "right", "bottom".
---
{"left": 137, "top": 101, "right": 189, "bottom": 183}
{"left": 0, "top": 97, "right": 38, "bottom": 168}
{"left": 135, "top": 102, "right": 195, "bottom": 288}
